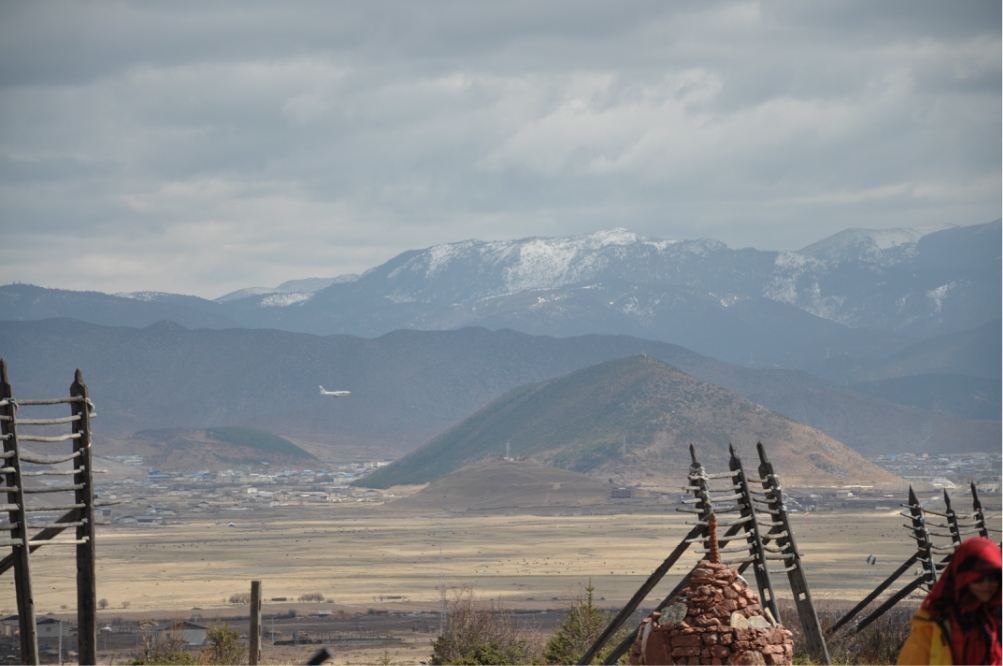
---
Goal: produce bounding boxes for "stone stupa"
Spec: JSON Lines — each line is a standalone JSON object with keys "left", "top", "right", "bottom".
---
{"left": 628, "top": 513, "right": 795, "bottom": 665}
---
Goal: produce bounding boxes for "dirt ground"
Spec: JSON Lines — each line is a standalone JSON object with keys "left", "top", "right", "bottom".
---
{"left": 5, "top": 501, "right": 982, "bottom": 665}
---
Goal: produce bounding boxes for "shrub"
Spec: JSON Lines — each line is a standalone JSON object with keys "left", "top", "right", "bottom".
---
{"left": 544, "top": 581, "right": 630, "bottom": 665}
{"left": 778, "top": 598, "right": 913, "bottom": 665}
{"left": 131, "top": 621, "right": 195, "bottom": 665}
{"left": 430, "top": 587, "right": 535, "bottom": 665}
{"left": 200, "top": 623, "right": 246, "bottom": 665}
{"left": 228, "top": 593, "right": 250, "bottom": 605}
{"left": 298, "top": 592, "right": 324, "bottom": 603}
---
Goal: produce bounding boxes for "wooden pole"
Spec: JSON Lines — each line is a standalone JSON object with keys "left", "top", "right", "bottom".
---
{"left": 905, "top": 486, "right": 938, "bottom": 588}
{"left": 757, "top": 442, "right": 830, "bottom": 665}
{"left": 1, "top": 359, "right": 39, "bottom": 665}
{"left": 971, "top": 482, "right": 990, "bottom": 539}
{"left": 827, "top": 551, "right": 920, "bottom": 635}
{"left": 942, "top": 490, "right": 962, "bottom": 547}
{"left": 249, "top": 580, "right": 262, "bottom": 665}
{"left": 0, "top": 508, "right": 83, "bottom": 576}
{"left": 70, "top": 369, "right": 97, "bottom": 666}
{"left": 730, "top": 444, "right": 780, "bottom": 623}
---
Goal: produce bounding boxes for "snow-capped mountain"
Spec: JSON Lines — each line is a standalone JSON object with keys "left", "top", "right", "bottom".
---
{"left": 2, "top": 220, "right": 997, "bottom": 374}
{"left": 214, "top": 275, "right": 358, "bottom": 304}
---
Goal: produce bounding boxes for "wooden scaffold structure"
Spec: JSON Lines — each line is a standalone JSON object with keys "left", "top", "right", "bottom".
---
{"left": 0, "top": 359, "right": 113, "bottom": 665}
{"left": 826, "top": 482, "right": 999, "bottom": 636}
{"left": 579, "top": 442, "right": 831, "bottom": 665}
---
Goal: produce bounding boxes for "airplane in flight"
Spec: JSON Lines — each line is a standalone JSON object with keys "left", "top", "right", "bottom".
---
{"left": 319, "top": 385, "right": 351, "bottom": 398}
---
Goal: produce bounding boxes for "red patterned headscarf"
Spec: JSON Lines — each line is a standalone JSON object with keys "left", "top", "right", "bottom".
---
{"left": 921, "top": 537, "right": 1002, "bottom": 666}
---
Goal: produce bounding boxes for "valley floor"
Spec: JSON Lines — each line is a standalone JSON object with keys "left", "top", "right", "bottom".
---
{"left": 8, "top": 499, "right": 999, "bottom": 664}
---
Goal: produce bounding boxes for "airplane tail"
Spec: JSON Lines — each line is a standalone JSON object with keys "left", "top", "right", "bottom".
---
{"left": 319, "top": 385, "right": 325, "bottom": 393}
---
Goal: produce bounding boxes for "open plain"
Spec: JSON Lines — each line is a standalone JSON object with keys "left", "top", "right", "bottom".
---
{"left": 6, "top": 491, "right": 997, "bottom": 664}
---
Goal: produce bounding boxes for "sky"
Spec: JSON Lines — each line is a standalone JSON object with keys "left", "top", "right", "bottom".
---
{"left": 1, "top": 1, "right": 999, "bottom": 299}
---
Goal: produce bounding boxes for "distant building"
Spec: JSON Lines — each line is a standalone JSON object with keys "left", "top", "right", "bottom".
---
{"left": 0, "top": 615, "right": 18, "bottom": 638}
{"left": 611, "top": 487, "right": 633, "bottom": 500}
{"left": 154, "top": 621, "right": 207, "bottom": 647}
{"left": 36, "top": 618, "right": 73, "bottom": 639}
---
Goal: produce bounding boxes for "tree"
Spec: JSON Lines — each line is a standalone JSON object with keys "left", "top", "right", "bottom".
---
{"left": 544, "top": 581, "right": 630, "bottom": 665}
{"left": 430, "top": 587, "right": 533, "bottom": 665}
{"left": 99, "top": 598, "right": 109, "bottom": 610}
{"left": 122, "top": 601, "right": 131, "bottom": 609}
{"left": 201, "top": 624, "right": 246, "bottom": 665}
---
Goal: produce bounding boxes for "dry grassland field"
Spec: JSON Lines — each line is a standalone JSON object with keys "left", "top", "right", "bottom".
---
{"left": 7, "top": 495, "right": 996, "bottom": 664}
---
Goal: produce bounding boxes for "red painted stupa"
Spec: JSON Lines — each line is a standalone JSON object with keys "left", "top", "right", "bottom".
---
{"left": 628, "top": 514, "right": 794, "bottom": 665}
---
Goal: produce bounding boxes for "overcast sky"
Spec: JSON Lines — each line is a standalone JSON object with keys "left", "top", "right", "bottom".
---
{"left": 1, "top": 1, "right": 999, "bottom": 299}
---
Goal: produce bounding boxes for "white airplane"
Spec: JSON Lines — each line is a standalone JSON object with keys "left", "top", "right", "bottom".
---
{"left": 319, "top": 385, "right": 351, "bottom": 398}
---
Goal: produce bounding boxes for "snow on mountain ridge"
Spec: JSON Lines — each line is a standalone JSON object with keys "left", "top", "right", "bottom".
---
{"left": 797, "top": 224, "right": 956, "bottom": 265}
{"left": 384, "top": 228, "right": 689, "bottom": 297}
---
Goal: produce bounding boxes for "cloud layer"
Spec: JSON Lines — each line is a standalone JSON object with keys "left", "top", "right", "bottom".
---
{"left": 1, "top": 1, "right": 999, "bottom": 298}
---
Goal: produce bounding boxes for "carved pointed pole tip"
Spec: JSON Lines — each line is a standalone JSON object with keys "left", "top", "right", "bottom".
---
{"left": 0, "top": 358, "right": 7, "bottom": 383}
{"left": 75, "top": 368, "right": 84, "bottom": 383}
{"left": 756, "top": 441, "right": 768, "bottom": 462}
{"left": 689, "top": 443, "right": 697, "bottom": 463}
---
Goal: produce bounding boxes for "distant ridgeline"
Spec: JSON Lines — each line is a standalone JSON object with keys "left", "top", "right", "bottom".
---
{"left": 203, "top": 427, "right": 317, "bottom": 460}
{"left": 132, "top": 426, "right": 317, "bottom": 470}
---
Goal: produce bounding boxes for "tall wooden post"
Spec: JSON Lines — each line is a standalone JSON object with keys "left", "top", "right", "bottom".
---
{"left": 1, "top": 359, "right": 39, "bottom": 665}
{"left": 71, "top": 369, "right": 97, "bottom": 666}
{"left": 905, "top": 486, "right": 938, "bottom": 589}
{"left": 250, "top": 580, "right": 262, "bottom": 665}
{"left": 757, "top": 442, "right": 830, "bottom": 665}
{"left": 971, "top": 482, "right": 990, "bottom": 539}
{"left": 729, "top": 444, "right": 779, "bottom": 623}
{"left": 941, "top": 490, "right": 962, "bottom": 547}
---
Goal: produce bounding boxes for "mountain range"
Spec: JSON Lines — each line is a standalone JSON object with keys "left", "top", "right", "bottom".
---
{"left": 3, "top": 220, "right": 999, "bottom": 377}
{"left": 0, "top": 319, "right": 995, "bottom": 462}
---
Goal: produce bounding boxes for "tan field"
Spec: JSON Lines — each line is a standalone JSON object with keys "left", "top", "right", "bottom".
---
{"left": 2, "top": 502, "right": 958, "bottom": 664}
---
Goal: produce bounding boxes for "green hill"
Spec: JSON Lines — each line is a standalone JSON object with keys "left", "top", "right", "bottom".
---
{"left": 357, "top": 355, "right": 900, "bottom": 489}
{"left": 130, "top": 426, "right": 317, "bottom": 471}
{"left": 204, "top": 426, "right": 317, "bottom": 459}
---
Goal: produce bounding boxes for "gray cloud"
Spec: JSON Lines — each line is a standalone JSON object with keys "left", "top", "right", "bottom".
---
{"left": 0, "top": 0, "right": 999, "bottom": 298}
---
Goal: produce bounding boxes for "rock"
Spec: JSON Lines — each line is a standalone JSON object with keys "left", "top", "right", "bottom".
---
{"left": 675, "top": 633, "right": 702, "bottom": 648}
{"left": 658, "top": 602, "right": 689, "bottom": 627}
{"left": 672, "top": 646, "right": 702, "bottom": 658}
{"left": 710, "top": 644, "right": 731, "bottom": 659}
{"left": 748, "top": 616, "right": 771, "bottom": 629}
{"left": 643, "top": 627, "right": 671, "bottom": 666}
{"left": 730, "top": 612, "right": 750, "bottom": 629}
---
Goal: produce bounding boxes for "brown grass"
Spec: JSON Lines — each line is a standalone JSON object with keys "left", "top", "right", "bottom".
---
{"left": 778, "top": 599, "right": 913, "bottom": 665}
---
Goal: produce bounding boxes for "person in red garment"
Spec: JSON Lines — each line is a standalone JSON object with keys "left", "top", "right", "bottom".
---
{"left": 898, "top": 536, "right": 1001, "bottom": 665}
